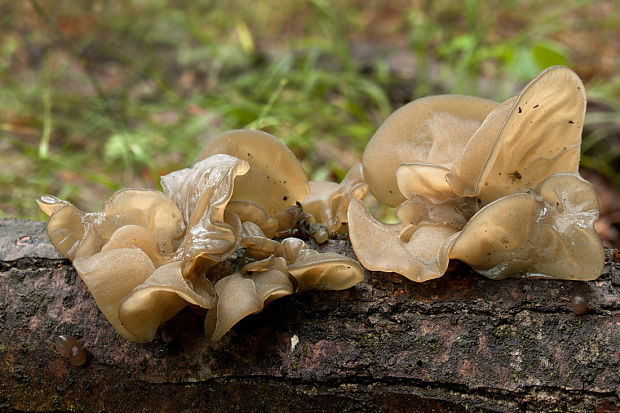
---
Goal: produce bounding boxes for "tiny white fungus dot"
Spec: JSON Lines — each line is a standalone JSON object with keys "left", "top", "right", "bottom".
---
{"left": 290, "top": 334, "right": 299, "bottom": 351}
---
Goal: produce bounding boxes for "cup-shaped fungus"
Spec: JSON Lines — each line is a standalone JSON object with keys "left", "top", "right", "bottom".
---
{"left": 446, "top": 67, "right": 584, "bottom": 203}
{"left": 349, "top": 66, "right": 604, "bottom": 282}
{"left": 361, "top": 95, "right": 498, "bottom": 206}
{"left": 37, "top": 190, "right": 185, "bottom": 261}
{"left": 118, "top": 261, "right": 218, "bottom": 341}
{"left": 196, "top": 129, "right": 310, "bottom": 220}
{"left": 39, "top": 130, "right": 364, "bottom": 342}
{"left": 449, "top": 173, "right": 603, "bottom": 280}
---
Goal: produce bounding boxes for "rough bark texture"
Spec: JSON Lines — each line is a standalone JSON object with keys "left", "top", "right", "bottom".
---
{"left": 1, "top": 218, "right": 619, "bottom": 412}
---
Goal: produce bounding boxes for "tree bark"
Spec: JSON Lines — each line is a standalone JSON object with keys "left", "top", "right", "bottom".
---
{"left": 1, "top": 218, "right": 619, "bottom": 412}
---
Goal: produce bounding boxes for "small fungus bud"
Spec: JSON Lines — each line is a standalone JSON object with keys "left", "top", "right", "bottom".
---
{"left": 55, "top": 335, "right": 87, "bottom": 366}
{"left": 571, "top": 296, "right": 589, "bottom": 315}
{"left": 312, "top": 228, "right": 329, "bottom": 244}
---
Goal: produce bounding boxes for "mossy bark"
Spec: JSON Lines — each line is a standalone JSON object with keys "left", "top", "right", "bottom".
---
{"left": 1, "top": 218, "right": 619, "bottom": 412}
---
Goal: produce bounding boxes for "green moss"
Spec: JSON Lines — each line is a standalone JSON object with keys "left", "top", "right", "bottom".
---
{"left": 52, "top": 394, "right": 61, "bottom": 410}
{"left": 362, "top": 333, "right": 379, "bottom": 352}
{"left": 493, "top": 324, "right": 516, "bottom": 338}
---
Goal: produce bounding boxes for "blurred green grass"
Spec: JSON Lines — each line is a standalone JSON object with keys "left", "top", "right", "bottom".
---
{"left": 1, "top": 0, "right": 619, "bottom": 220}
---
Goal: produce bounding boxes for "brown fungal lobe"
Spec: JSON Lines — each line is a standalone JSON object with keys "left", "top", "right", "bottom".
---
{"left": 571, "top": 296, "right": 589, "bottom": 315}
{"left": 54, "top": 335, "right": 87, "bottom": 367}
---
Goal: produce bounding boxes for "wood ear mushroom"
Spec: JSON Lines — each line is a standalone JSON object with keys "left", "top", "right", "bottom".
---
{"left": 39, "top": 131, "right": 364, "bottom": 342}
{"left": 349, "top": 66, "right": 604, "bottom": 282}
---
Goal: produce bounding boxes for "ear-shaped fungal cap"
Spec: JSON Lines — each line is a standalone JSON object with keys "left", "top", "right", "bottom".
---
{"left": 196, "top": 130, "right": 310, "bottom": 217}
{"left": 101, "top": 225, "right": 168, "bottom": 267}
{"left": 37, "top": 189, "right": 185, "bottom": 261}
{"left": 450, "top": 173, "right": 604, "bottom": 280}
{"left": 118, "top": 261, "right": 216, "bottom": 342}
{"left": 37, "top": 195, "right": 67, "bottom": 216}
{"left": 37, "top": 199, "right": 100, "bottom": 260}
{"left": 348, "top": 199, "right": 460, "bottom": 282}
{"left": 204, "top": 270, "right": 293, "bottom": 341}
{"left": 161, "top": 154, "right": 249, "bottom": 275}
{"left": 239, "top": 228, "right": 365, "bottom": 293}
{"left": 204, "top": 229, "right": 364, "bottom": 341}
{"left": 447, "top": 66, "right": 585, "bottom": 203}
{"left": 396, "top": 163, "right": 453, "bottom": 204}
{"left": 73, "top": 248, "right": 156, "bottom": 341}
{"left": 301, "top": 163, "right": 368, "bottom": 235}
{"left": 287, "top": 246, "right": 365, "bottom": 291}
{"left": 97, "top": 189, "right": 186, "bottom": 251}
{"left": 226, "top": 200, "right": 279, "bottom": 238}
{"left": 363, "top": 95, "right": 498, "bottom": 206}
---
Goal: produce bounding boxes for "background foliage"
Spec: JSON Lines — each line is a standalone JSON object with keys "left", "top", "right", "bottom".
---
{"left": 1, "top": 0, "right": 618, "bottom": 232}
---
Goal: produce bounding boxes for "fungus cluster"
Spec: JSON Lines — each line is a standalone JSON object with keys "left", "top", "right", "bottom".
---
{"left": 349, "top": 66, "right": 604, "bottom": 281}
{"left": 39, "top": 66, "right": 605, "bottom": 343}
{"left": 39, "top": 130, "right": 364, "bottom": 342}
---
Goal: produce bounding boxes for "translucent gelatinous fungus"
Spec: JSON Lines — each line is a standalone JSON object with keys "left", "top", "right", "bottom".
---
{"left": 301, "top": 163, "right": 368, "bottom": 240}
{"left": 204, "top": 269, "right": 293, "bottom": 341}
{"left": 348, "top": 197, "right": 465, "bottom": 282}
{"left": 446, "top": 68, "right": 585, "bottom": 203}
{"left": 362, "top": 95, "right": 498, "bottom": 206}
{"left": 572, "top": 296, "right": 589, "bottom": 315}
{"left": 196, "top": 130, "right": 310, "bottom": 217}
{"left": 39, "top": 66, "right": 605, "bottom": 345}
{"left": 54, "top": 335, "right": 87, "bottom": 366}
{"left": 36, "top": 189, "right": 185, "bottom": 261}
{"left": 39, "top": 130, "right": 364, "bottom": 342}
{"left": 161, "top": 154, "right": 250, "bottom": 276}
{"left": 205, "top": 222, "right": 365, "bottom": 340}
{"left": 349, "top": 66, "right": 604, "bottom": 282}
{"left": 449, "top": 174, "right": 603, "bottom": 280}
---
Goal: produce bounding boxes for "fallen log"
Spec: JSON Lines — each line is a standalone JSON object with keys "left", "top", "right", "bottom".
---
{"left": 1, "top": 218, "right": 619, "bottom": 412}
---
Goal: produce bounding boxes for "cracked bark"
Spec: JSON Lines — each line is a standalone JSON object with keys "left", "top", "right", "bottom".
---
{"left": 1, "top": 218, "right": 619, "bottom": 412}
